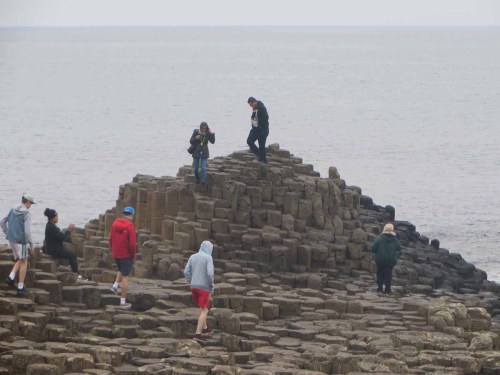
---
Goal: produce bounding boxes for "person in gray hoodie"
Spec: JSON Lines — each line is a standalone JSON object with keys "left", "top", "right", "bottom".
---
{"left": 184, "top": 240, "right": 215, "bottom": 340}
{"left": 1, "top": 194, "right": 35, "bottom": 296}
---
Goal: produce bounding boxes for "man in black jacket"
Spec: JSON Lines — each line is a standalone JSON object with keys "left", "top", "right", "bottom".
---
{"left": 247, "top": 97, "right": 269, "bottom": 163}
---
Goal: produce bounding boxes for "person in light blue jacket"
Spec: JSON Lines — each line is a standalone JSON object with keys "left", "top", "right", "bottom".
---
{"left": 184, "top": 240, "right": 215, "bottom": 340}
{"left": 1, "top": 194, "right": 35, "bottom": 296}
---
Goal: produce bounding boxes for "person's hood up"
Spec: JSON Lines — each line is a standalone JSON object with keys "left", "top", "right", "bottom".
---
{"left": 113, "top": 218, "right": 134, "bottom": 233}
{"left": 199, "top": 240, "right": 213, "bottom": 256}
{"left": 13, "top": 205, "right": 28, "bottom": 215}
{"left": 380, "top": 233, "right": 398, "bottom": 242}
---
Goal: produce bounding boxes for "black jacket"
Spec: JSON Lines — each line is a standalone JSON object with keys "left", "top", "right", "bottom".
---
{"left": 190, "top": 129, "right": 215, "bottom": 159}
{"left": 44, "top": 221, "right": 71, "bottom": 256}
{"left": 251, "top": 101, "right": 269, "bottom": 130}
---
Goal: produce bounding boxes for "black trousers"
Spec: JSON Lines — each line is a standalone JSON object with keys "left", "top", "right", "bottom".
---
{"left": 247, "top": 127, "right": 269, "bottom": 162}
{"left": 376, "top": 263, "right": 394, "bottom": 292}
{"left": 53, "top": 248, "right": 78, "bottom": 273}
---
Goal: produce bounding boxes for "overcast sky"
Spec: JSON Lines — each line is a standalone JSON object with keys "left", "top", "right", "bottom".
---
{"left": 0, "top": 0, "right": 499, "bottom": 27}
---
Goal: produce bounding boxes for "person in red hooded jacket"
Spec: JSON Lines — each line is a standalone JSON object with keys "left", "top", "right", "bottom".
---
{"left": 109, "top": 206, "right": 136, "bottom": 309}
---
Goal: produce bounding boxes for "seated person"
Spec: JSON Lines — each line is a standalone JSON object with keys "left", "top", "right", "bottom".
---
{"left": 43, "top": 208, "right": 86, "bottom": 280}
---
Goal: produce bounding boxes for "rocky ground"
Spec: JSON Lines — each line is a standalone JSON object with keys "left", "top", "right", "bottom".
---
{"left": 1, "top": 145, "right": 500, "bottom": 375}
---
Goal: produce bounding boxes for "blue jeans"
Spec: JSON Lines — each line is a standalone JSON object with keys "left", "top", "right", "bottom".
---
{"left": 247, "top": 127, "right": 269, "bottom": 162}
{"left": 193, "top": 157, "right": 207, "bottom": 183}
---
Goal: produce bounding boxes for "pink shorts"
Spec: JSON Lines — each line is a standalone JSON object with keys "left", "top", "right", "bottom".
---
{"left": 191, "top": 288, "right": 210, "bottom": 308}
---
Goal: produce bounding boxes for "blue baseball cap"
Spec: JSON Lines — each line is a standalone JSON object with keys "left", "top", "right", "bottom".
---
{"left": 123, "top": 207, "right": 135, "bottom": 215}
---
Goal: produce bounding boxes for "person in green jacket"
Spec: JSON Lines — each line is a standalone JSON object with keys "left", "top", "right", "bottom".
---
{"left": 372, "top": 223, "right": 401, "bottom": 295}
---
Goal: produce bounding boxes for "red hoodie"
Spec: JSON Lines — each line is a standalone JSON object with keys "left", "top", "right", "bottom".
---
{"left": 109, "top": 218, "right": 137, "bottom": 259}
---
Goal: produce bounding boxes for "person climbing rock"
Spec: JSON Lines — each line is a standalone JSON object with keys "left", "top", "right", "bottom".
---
{"left": 1, "top": 194, "right": 35, "bottom": 296}
{"left": 109, "top": 206, "right": 137, "bottom": 309}
{"left": 246, "top": 96, "right": 269, "bottom": 163}
{"left": 184, "top": 240, "right": 215, "bottom": 340}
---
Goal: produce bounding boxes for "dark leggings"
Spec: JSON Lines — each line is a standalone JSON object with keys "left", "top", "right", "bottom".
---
{"left": 53, "top": 248, "right": 78, "bottom": 273}
{"left": 376, "top": 264, "right": 394, "bottom": 292}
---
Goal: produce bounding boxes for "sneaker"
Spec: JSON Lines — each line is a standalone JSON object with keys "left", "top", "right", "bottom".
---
{"left": 118, "top": 303, "right": 132, "bottom": 310}
{"left": 384, "top": 290, "right": 393, "bottom": 296}
{"left": 193, "top": 334, "right": 206, "bottom": 341}
{"left": 16, "top": 286, "right": 27, "bottom": 296}
{"left": 110, "top": 285, "right": 119, "bottom": 294}
{"left": 202, "top": 327, "right": 213, "bottom": 334}
{"left": 77, "top": 275, "right": 88, "bottom": 281}
{"left": 5, "top": 277, "right": 15, "bottom": 288}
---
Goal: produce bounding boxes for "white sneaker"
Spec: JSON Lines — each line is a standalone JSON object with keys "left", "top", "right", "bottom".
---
{"left": 110, "top": 285, "right": 119, "bottom": 294}
{"left": 118, "top": 303, "right": 131, "bottom": 309}
{"left": 77, "top": 275, "right": 88, "bottom": 281}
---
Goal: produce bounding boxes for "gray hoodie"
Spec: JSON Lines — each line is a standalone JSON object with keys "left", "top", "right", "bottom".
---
{"left": 184, "top": 241, "right": 214, "bottom": 293}
{"left": 0, "top": 204, "right": 33, "bottom": 246}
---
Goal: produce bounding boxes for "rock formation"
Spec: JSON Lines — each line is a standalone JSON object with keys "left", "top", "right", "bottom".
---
{"left": 1, "top": 144, "right": 500, "bottom": 375}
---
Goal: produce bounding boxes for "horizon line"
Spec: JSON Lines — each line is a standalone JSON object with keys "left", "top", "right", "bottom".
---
{"left": 1, "top": 24, "right": 499, "bottom": 29}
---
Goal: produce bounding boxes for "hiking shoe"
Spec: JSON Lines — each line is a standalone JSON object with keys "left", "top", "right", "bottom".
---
{"left": 16, "top": 286, "right": 27, "bottom": 296}
{"left": 384, "top": 291, "right": 393, "bottom": 296}
{"left": 110, "top": 285, "right": 119, "bottom": 294}
{"left": 202, "top": 328, "right": 213, "bottom": 334}
{"left": 118, "top": 303, "right": 131, "bottom": 310}
{"left": 5, "top": 277, "right": 15, "bottom": 288}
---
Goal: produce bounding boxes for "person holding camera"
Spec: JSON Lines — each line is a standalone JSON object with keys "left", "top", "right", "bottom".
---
{"left": 189, "top": 122, "right": 215, "bottom": 185}
{"left": 43, "top": 208, "right": 87, "bottom": 281}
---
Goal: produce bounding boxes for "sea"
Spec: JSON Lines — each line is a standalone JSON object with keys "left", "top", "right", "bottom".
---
{"left": 0, "top": 27, "right": 499, "bottom": 280}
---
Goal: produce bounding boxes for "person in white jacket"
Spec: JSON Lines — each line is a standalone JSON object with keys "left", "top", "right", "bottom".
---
{"left": 1, "top": 194, "right": 35, "bottom": 296}
{"left": 184, "top": 240, "right": 215, "bottom": 340}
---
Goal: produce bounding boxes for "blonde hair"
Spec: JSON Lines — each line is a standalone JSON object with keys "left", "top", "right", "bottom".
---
{"left": 383, "top": 223, "right": 394, "bottom": 234}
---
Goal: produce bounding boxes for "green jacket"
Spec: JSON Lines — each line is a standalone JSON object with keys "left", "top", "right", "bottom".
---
{"left": 372, "top": 233, "right": 401, "bottom": 267}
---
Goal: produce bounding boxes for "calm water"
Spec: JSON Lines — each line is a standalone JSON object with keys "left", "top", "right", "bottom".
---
{"left": 1, "top": 27, "right": 499, "bottom": 279}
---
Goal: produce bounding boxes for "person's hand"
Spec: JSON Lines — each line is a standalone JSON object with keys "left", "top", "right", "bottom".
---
{"left": 68, "top": 224, "right": 76, "bottom": 232}
{"left": 195, "top": 134, "right": 201, "bottom": 140}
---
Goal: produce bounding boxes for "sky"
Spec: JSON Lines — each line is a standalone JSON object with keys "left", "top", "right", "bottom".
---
{"left": 0, "top": 0, "right": 499, "bottom": 27}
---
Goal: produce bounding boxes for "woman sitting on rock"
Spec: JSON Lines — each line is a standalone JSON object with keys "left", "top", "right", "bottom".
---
{"left": 190, "top": 122, "right": 215, "bottom": 185}
{"left": 43, "top": 208, "right": 86, "bottom": 280}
